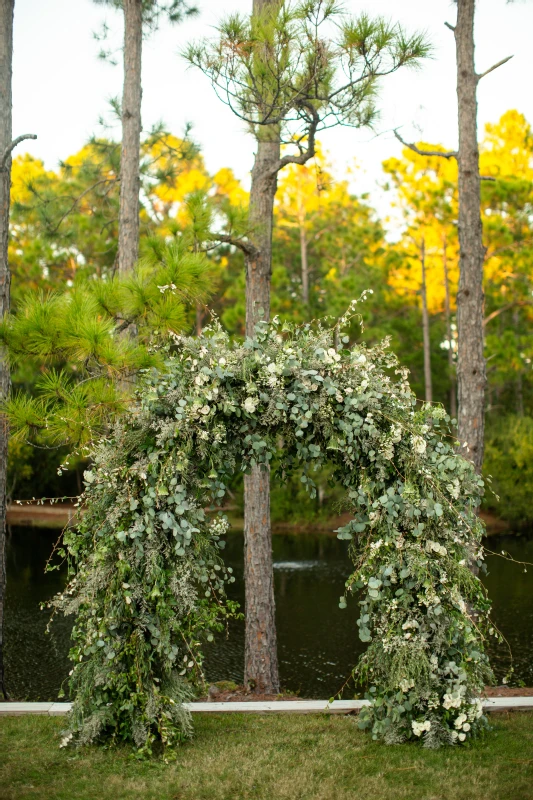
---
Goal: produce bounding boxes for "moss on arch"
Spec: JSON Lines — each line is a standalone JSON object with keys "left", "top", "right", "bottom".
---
{"left": 52, "top": 309, "right": 495, "bottom": 753}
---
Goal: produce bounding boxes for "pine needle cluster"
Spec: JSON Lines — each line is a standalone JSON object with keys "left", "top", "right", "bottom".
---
{"left": 0, "top": 238, "right": 213, "bottom": 449}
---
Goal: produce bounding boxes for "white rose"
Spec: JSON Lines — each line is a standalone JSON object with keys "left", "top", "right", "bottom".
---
{"left": 243, "top": 397, "right": 258, "bottom": 414}
{"left": 411, "top": 435, "right": 427, "bottom": 454}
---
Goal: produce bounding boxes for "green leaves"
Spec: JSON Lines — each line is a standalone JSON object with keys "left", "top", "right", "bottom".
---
{"left": 185, "top": 1, "right": 429, "bottom": 157}
{"left": 51, "top": 308, "right": 491, "bottom": 754}
{"left": 2, "top": 242, "right": 214, "bottom": 447}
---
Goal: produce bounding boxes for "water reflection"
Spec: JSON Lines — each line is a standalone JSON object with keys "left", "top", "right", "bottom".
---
{"left": 4, "top": 526, "right": 533, "bottom": 701}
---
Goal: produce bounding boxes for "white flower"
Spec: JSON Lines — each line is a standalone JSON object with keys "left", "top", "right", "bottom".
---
{"left": 218, "top": 357, "right": 226, "bottom": 365}
{"left": 399, "top": 678, "right": 415, "bottom": 693}
{"left": 458, "top": 733, "right": 466, "bottom": 742}
{"left": 454, "top": 713, "right": 467, "bottom": 729}
{"left": 243, "top": 397, "right": 258, "bottom": 414}
{"left": 412, "top": 720, "right": 431, "bottom": 737}
{"left": 462, "top": 723, "right": 471, "bottom": 732}
{"left": 411, "top": 435, "right": 427, "bottom": 455}
{"left": 267, "top": 362, "right": 278, "bottom": 373}
{"left": 442, "top": 692, "right": 462, "bottom": 710}
{"left": 471, "top": 698, "right": 483, "bottom": 719}
{"left": 370, "top": 539, "right": 383, "bottom": 550}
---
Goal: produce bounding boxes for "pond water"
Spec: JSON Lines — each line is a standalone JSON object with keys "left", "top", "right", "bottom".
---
{"left": 4, "top": 526, "right": 533, "bottom": 701}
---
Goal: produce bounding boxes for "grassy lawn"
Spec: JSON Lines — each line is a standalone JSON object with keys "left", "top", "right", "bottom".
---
{"left": 1, "top": 712, "right": 532, "bottom": 800}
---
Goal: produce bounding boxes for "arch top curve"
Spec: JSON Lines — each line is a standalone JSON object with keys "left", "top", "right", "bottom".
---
{"left": 53, "top": 310, "right": 493, "bottom": 752}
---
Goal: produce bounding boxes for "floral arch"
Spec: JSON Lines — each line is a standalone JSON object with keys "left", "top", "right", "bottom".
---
{"left": 53, "top": 308, "right": 494, "bottom": 753}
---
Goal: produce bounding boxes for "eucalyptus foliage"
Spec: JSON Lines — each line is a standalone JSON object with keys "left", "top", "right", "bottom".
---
{"left": 53, "top": 303, "right": 495, "bottom": 752}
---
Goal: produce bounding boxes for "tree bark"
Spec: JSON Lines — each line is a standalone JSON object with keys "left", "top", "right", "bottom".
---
{"left": 0, "top": 0, "right": 13, "bottom": 700}
{"left": 299, "top": 208, "right": 309, "bottom": 305}
{"left": 243, "top": 135, "right": 280, "bottom": 694}
{"left": 442, "top": 235, "right": 457, "bottom": 419}
{"left": 118, "top": 0, "right": 143, "bottom": 275}
{"left": 420, "top": 239, "right": 432, "bottom": 404}
{"left": 242, "top": 0, "right": 281, "bottom": 695}
{"left": 454, "top": 0, "right": 486, "bottom": 472}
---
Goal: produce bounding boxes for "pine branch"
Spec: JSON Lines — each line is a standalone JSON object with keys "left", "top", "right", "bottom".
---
{"left": 275, "top": 102, "right": 319, "bottom": 173}
{"left": 393, "top": 129, "right": 457, "bottom": 160}
{"left": 215, "top": 233, "right": 259, "bottom": 259}
{"left": 476, "top": 55, "right": 513, "bottom": 82}
{"left": 0, "top": 133, "right": 37, "bottom": 171}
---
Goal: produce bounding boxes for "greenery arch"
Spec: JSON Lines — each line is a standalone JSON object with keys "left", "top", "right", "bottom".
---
{"left": 52, "top": 305, "right": 494, "bottom": 754}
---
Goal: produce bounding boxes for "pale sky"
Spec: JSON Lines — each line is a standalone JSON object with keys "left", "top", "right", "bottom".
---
{"left": 12, "top": 0, "right": 533, "bottom": 218}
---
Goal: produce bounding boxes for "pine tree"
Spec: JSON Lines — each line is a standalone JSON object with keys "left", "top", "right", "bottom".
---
{"left": 94, "top": 0, "right": 198, "bottom": 273}
{"left": 186, "top": 0, "right": 429, "bottom": 693}
{"left": 1, "top": 238, "right": 213, "bottom": 451}
{"left": 394, "top": 0, "right": 513, "bottom": 473}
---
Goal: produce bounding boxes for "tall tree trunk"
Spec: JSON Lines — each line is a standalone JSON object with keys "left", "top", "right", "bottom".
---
{"left": 455, "top": 0, "right": 486, "bottom": 472}
{"left": 442, "top": 234, "right": 457, "bottom": 419}
{"left": 420, "top": 238, "right": 432, "bottom": 403}
{"left": 299, "top": 208, "right": 309, "bottom": 305}
{"left": 243, "top": 134, "right": 280, "bottom": 693}
{"left": 242, "top": 0, "right": 282, "bottom": 697}
{"left": 0, "top": 0, "right": 13, "bottom": 700}
{"left": 118, "top": 0, "right": 143, "bottom": 275}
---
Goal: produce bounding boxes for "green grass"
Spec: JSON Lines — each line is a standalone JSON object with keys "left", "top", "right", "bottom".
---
{"left": 1, "top": 713, "right": 533, "bottom": 800}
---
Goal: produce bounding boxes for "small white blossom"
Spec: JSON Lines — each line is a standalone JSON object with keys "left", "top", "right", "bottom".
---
{"left": 411, "top": 435, "right": 427, "bottom": 455}
{"left": 412, "top": 720, "right": 431, "bottom": 737}
{"left": 243, "top": 397, "right": 259, "bottom": 414}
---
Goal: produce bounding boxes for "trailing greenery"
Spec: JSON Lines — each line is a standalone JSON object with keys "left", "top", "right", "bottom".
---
{"left": 50, "top": 305, "right": 495, "bottom": 752}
